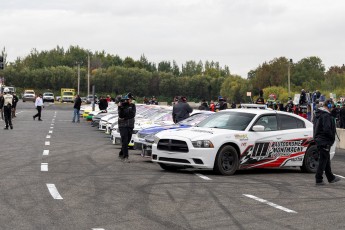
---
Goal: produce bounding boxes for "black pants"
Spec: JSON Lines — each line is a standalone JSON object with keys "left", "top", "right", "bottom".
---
{"left": 119, "top": 127, "right": 134, "bottom": 158}
{"left": 315, "top": 145, "right": 335, "bottom": 183}
{"left": 33, "top": 106, "right": 42, "bottom": 120}
{"left": 4, "top": 106, "right": 12, "bottom": 128}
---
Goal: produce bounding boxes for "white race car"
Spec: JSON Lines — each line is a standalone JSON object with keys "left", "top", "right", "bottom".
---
{"left": 152, "top": 109, "right": 335, "bottom": 175}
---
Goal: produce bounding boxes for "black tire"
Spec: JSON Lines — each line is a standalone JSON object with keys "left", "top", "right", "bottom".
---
{"left": 159, "top": 163, "right": 179, "bottom": 171}
{"left": 301, "top": 145, "right": 319, "bottom": 173}
{"left": 22, "top": 100, "right": 25, "bottom": 102}
{"left": 213, "top": 145, "right": 239, "bottom": 175}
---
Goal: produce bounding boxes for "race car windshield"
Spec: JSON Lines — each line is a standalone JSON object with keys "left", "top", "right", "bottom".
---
{"left": 196, "top": 112, "right": 256, "bottom": 131}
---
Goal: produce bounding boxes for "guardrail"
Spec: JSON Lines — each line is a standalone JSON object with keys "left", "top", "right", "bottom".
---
{"left": 336, "top": 128, "right": 345, "bottom": 149}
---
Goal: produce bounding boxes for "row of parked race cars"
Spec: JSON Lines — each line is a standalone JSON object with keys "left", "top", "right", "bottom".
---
{"left": 80, "top": 103, "right": 336, "bottom": 175}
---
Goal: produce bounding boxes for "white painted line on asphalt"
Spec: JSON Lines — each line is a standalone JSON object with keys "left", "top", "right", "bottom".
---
{"left": 243, "top": 194, "right": 297, "bottom": 213}
{"left": 15, "top": 111, "right": 24, "bottom": 115}
{"left": 52, "top": 119, "right": 55, "bottom": 121}
{"left": 46, "top": 184, "right": 63, "bottom": 200}
{"left": 45, "top": 141, "right": 50, "bottom": 146}
{"left": 46, "top": 135, "right": 51, "bottom": 139}
{"left": 43, "top": 150, "right": 49, "bottom": 156}
{"left": 51, "top": 123, "right": 54, "bottom": 126}
{"left": 50, "top": 127, "right": 54, "bottom": 129}
{"left": 334, "top": 174, "right": 345, "bottom": 179}
{"left": 195, "top": 173, "right": 212, "bottom": 180}
{"left": 49, "top": 130, "right": 53, "bottom": 134}
{"left": 92, "top": 228, "right": 105, "bottom": 230}
{"left": 41, "top": 163, "right": 48, "bottom": 171}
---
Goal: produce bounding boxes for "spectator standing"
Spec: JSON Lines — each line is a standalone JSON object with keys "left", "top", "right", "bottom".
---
{"left": 314, "top": 99, "right": 341, "bottom": 185}
{"left": 118, "top": 93, "right": 136, "bottom": 163}
{"left": 198, "top": 99, "right": 209, "bottom": 110}
{"left": 150, "top": 96, "right": 158, "bottom": 105}
{"left": 255, "top": 89, "right": 265, "bottom": 104}
{"left": 215, "top": 96, "right": 228, "bottom": 111}
{"left": 106, "top": 95, "right": 111, "bottom": 103}
{"left": 72, "top": 94, "right": 82, "bottom": 123}
{"left": 340, "top": 104, "right": 345, "bottom": 128}
{"left": 209, "top": 100, "right": 215, "bottom": 112}
{"left": 33, "top": 94, "right": 43, "bottom": 121}
{"left": 11, "top": 92, "right": 19, "bottom": 118}
{"left": 98, "top": 96, "right": 108, "bottom": 111}
{"left": 172, "top": 96, "right": 193, "bottom": 123}
{"left": 0, "top": 92, "right": 4, "bottom": 121}
{"left": 2, "top": 88, "right": 13, "bottom": 129}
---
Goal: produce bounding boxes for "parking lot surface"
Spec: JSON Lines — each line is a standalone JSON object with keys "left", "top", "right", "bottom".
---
{"left": 1, "top": 102, "right": 345, "bottom": 229}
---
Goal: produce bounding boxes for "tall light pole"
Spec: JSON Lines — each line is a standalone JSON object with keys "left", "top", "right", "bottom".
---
{"left": 288, "top": 58, "right": 293, "bottom": 97}
{"left": 77, "top": 63, "right": 80, "bottom": 95}
{"left": 87, "top": 53, "right": 90, "bottom": 96}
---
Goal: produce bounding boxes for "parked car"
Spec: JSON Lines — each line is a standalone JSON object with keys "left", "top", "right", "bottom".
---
{"left": 86, "top": 95, "right": 98, "bottom": 104}
{"left": 43, "top": 92, "right": 55, "bottom": 103}
{"left": 152, "top": 108, "right": 332, "bottom": 175}
{"left": 137, "top": 111, "right": 214, "bottom": 157}
{"left": 22, "top": 90, "right": 36, "bottom": 102}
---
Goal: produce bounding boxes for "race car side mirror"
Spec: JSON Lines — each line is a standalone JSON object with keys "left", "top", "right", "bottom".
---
{"left": 252, "top": 125, "right": 265, "bottom": 132}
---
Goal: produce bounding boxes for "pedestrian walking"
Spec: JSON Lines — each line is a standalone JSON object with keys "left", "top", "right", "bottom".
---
{"left": 118, "top": 93, "right": 136, "bottom": 163}
{"left": 33, "top": 94, "right": 43, "bottom": 121}
{"left": 2, "top": 88, "right": 13, "bottom": 129}
{"left": 314, "top": 99, "right": 341, "bottom": 185}
{"left": 198, "top": 99, "right": 209, "bottom": 110}
{"left": 72, "top": 94, "right": 82, "bottom": 123}
{"left": 98, "top": 96, "right": 108, "bottom": 111}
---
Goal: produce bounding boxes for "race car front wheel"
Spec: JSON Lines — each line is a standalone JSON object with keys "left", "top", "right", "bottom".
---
{"left": 301, "top": 145, "right": 319, "bottom": 173}
{"left": 214, "top": 145, "right": 239, "bottom": 175}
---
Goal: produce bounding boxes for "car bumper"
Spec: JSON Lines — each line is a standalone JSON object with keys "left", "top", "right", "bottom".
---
{"left": 151, "top": 144, "right": 216, "bottom": 169}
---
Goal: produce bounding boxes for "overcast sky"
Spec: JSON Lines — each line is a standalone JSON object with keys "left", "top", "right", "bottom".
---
{"left": 1, "top": 0, "right": 345, "bottom": 77}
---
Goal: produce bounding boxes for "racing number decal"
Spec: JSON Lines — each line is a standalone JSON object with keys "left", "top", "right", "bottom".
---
{"left": 240, "top": 139, "right": 308, "bottom": 169}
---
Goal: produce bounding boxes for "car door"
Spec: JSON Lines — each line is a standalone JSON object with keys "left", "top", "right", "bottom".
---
{"left": 275, "top": 114, "right": 312, "bottom": 167}
{"left": 240, "top": 114, "right": 283, "bottom": 168}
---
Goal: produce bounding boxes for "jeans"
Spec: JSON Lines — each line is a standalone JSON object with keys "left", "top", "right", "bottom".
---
{"left": 315, "top": 145, "right": 336, "bottom": 183}
{"left": 72, "top": 108, "right": 80, "bottom": 122}
{"left": 119, "top": 127, "right": 134, "bottom": 158}
{"left": 33, "top": 106, "right": 42, "bottom": 120}
{"left": 4, "top": 106, "right": 12, "bottom": 127}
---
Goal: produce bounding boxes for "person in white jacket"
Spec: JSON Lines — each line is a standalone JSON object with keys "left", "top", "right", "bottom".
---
{"left": 33, "top": 94, "right": 43, "bottom": 121}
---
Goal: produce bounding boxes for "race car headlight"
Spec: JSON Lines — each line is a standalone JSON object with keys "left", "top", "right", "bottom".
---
{"left": 153, "top": 135, "right": 160, "bottom": 144}
{"left": 192, "top": 140, "right": 214, "bottom": 148}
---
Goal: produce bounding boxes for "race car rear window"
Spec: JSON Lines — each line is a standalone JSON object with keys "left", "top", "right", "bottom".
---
{"left": 278, "top": 114, "right": 306, "bottom": 130}
{"left": 196, "top": 112, "right": 255, "bottom": 131}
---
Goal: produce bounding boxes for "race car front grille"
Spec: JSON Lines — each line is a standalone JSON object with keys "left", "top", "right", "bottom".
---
{"left": 159, "top": 157, "right": 190, "bottom": 164}
{"left": 157, "top": 139, "right": 189, "bottom": 153}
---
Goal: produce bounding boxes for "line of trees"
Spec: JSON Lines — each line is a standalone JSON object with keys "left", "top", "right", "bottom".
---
{"left": 1, "top": 46, "right": 345, "bottom": 103}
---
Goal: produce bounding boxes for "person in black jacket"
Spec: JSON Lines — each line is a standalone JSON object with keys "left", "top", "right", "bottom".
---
{"left": 98, "top": 96, "right": 108, "bottom": 111}
{"left": 118, "top": 93, "right": 136, "bottom": 162}
{"left": 314, "top": 99, "right": 341, "bottom": 185}
{"left": 172, "top": 96, "right": 193, "bottom": 123}
{"left": 0, "top": 92, "right": 4, "bottom": 121}
{"left": 11, "top": 93, "right": 19, "bottom": 118}
{"left": 72, "top": 94, "right": 82, "bottom": 123}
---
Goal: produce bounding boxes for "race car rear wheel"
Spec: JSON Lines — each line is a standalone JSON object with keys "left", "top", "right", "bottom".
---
{"left": 301, "top": 145, "right": 319, "bottom": 173}
{"left": 159, "top": 163, "right": 179, "bottom": 171}
{"left": 214, "top": 145, "right": 239, "bottom": 175}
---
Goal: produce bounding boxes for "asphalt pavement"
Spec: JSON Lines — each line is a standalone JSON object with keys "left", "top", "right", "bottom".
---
{"left": 1, "top": 101, "right": 345, "bottom": 230}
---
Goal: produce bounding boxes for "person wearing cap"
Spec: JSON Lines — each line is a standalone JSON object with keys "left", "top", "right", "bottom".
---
{"left": 2, "top": 88, "right": 13, "bottom": 129}
{"left": 118, "top": 93, "right": 136, "bottom": 163}
{"left": 314, "top": 99, "right": 341, "bottom": 185}
{"left": 215, "top": 96, "right": 228, "bottom": 111}
{"left": 172, "top": 96, "right": 193, "bottom": 123}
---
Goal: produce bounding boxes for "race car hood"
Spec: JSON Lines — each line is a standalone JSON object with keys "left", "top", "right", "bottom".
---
{"left": 156, "top": 127, "right": 237, "bottom": 141}
{"left": 139, "top": 124, "right": 190, "bottom": 135}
